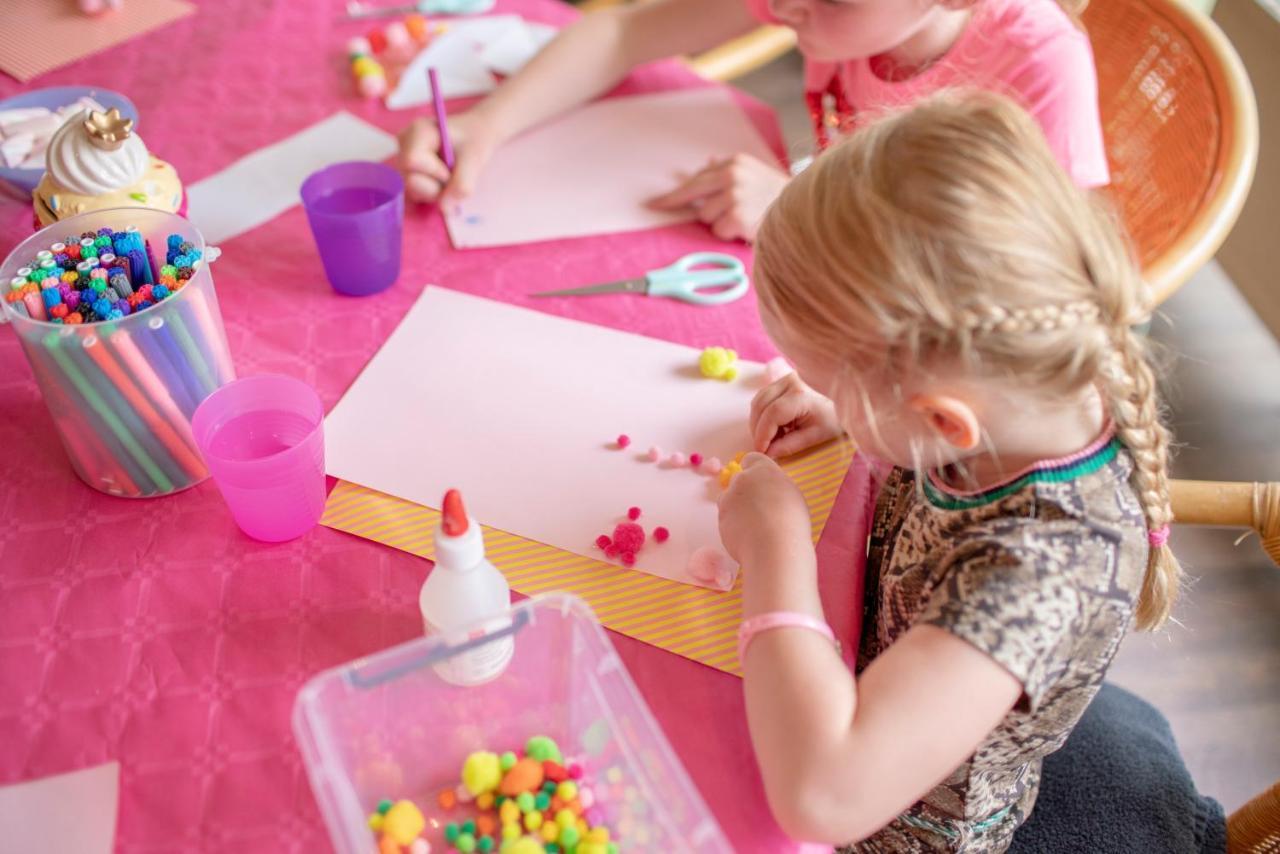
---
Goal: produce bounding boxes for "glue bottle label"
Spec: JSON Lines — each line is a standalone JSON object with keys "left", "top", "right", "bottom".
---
{"left": 424, "top": 615, "right": 515, "bottom": 687}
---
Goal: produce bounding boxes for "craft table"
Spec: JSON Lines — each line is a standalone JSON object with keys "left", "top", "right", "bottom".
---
{"left": 0, "top": 1, "right": 870, "bottom": 851}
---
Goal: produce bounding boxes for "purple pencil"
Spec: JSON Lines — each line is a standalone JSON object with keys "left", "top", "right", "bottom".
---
{"left": 427, "top": 67, "right": 455, "bottom": 171}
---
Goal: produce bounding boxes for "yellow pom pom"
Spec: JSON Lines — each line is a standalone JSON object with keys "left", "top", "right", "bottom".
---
{"left": 503, "top": 838, "right": 544, "bottom": 854}
{"left": 719, "top": 461, "right": 742, "bottom": 489}
{"left": 556, "top": 781, "right": 578, "bottom": 802}
{"left": 540, "top": 821, "right": 560, "bottom": 843}
{"left": 499, "top": 800, "right": 521, "bottom": 825}
{"left": 555, "top": 809, "right": 576, "bottom": 830}
{"left": 477, "top": 792, "right": 495, "bottom": 811}
{"left": 381, "top": 800, "right": 425, "bottom": 846}
{"left": 523, "top": 811, "right": 543, "bottom": 832}
{"left": 367, "top": 813, "right": 384, "bottom": 832}
{"left": 462, "top": 751, "right": 503, "bottom": 796}
{"left": 586, "top": 827, "right": 610, "bottom": 844}
{"left": 698, "top": 347, "right": 739, "bottom": 380}
{"left": 502, "top": 822, "right": 522, "bottom": 841}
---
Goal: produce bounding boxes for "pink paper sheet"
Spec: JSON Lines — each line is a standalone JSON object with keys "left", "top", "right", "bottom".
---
{"left": 324, "top": 287, "right": 763, "bottom": 588}
{"left": 444, "top": 87, "right": 781, "bottom": 249}
{"left": 0, "top": 762, "right": 119, "bottom": 854}
{"left": 0, "top": 0, "right": 195, "bottom": 83}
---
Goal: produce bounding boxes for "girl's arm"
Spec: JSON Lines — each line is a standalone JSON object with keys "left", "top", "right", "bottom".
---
{"left": 725, "top": 456, "right": 1023, "bottom": 843}
{"left": 472, "top": 0, "right": 758, "bottom": 142}
{"left": 401, "top": 0, "right": 757, "bottom": 200}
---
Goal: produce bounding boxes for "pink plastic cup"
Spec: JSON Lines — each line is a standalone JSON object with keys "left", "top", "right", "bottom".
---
{"left": 192, "top": 374, "right": 325, "bottom": 542}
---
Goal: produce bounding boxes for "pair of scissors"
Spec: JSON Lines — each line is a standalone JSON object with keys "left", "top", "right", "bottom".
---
{"left": 531, "top": 252, "right": 749, "bottom": 306}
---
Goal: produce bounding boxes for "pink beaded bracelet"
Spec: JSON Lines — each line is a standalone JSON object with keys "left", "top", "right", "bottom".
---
{"left": 738, "top": 612, "right": 838, "bottom": 665}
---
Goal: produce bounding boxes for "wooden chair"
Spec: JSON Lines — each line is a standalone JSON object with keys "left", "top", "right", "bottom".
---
{"left": 1082, "top": 0, "right": 1259, "bottom": 304}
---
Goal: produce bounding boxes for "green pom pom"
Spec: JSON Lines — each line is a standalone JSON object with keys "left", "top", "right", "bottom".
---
{"left": 478, "top": 838, "right": 494, "bottom": 853}
{"left": 500, "top": 751, "right": 518, "bottom": 771}
{"left": 559, "top": 826, "right": 580, "bottom": 848}
{"left": 542, "top": 781, "right": 557, "bottom": 794}
{"left": 525, "top": 736, "right": 563, "bottom": 764}
{"left": 607, "top": 845, "right": 618, "bottom": 854}
{"left": 545, "top": 845, "right": 560, "bottom": 853}
{"left": 534, "top": 792, "right": 550, "bottom": 811}
{"left": 462, "top": 820, "right": 477, "bottom": 835}
{"left": 516, "top": 792, "right": 535, "bottom": 813}
{"left": 376, "top": 798, "right": 393, "bottom": 815}
{"left": 445, "top": 823, "right": 461, "bottom": 842}
{"left": 457, "top": 832, "right": 477, "bottom": 853}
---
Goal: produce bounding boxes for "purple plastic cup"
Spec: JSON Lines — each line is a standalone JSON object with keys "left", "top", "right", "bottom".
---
{"left": 300, "top": 161, "right": 404, "bottom": 296}
{"left": 191, "top": 375, "right": 325, "bottom": 543}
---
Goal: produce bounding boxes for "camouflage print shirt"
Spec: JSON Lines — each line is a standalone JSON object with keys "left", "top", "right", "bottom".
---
{"left": 844, "top": 432, "right": 1148, "bottom": 853}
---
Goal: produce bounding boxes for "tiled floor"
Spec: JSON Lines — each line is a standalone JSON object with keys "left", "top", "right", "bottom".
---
{"left": 736, "top": 52, "right": 1280, "bottom": 812}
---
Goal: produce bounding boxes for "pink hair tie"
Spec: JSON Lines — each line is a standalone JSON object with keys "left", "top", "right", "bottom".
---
{"left": 1148, "top": 524, "right": 1171, "bottom": 547}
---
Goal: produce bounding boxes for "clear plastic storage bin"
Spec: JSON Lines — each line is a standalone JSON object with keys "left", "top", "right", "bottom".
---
{"left": 294, "top": 594, "right": 730, "bottom": 854}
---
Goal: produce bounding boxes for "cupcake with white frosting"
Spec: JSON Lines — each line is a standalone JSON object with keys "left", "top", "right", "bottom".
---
{"left": 31, "top": 108, "right": 184, "bottom": 227}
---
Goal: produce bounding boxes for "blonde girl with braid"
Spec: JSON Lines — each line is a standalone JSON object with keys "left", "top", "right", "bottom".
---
{"left": 719, "top": 90, "right": 1177, "bottom": 852}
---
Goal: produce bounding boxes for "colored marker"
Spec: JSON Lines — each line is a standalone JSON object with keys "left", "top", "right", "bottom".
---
{"left": 427, "top": 66, "right": 455, "bottom": 170}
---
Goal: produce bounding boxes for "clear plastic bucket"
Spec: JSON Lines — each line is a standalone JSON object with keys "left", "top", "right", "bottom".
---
{"left": 293, "top": 594, "right": 730, "bottom": 854}
{"left": 1, "top": 207, "right": 235, "bottom": 497}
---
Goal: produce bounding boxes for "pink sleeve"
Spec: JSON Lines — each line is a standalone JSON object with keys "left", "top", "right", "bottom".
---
{"left": 1006, "top": 32, "right": 1110, "bottom": 189}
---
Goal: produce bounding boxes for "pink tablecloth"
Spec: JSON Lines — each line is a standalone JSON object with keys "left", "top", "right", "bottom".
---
{"left": 0, "top": 1, "right": 870, "bottom": 851}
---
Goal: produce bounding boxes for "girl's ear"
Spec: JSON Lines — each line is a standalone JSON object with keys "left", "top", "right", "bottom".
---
{"left": 908, "top": 394, "right": 982, "bottom": 451}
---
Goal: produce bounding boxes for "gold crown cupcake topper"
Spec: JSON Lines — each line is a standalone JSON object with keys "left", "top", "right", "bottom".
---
{"left": 82, "top": 108, "right": 134, "bottom": 151}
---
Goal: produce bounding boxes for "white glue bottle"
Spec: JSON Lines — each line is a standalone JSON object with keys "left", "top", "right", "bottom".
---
{"left": 419, "top": 489, "right": 515, "bottom": 686}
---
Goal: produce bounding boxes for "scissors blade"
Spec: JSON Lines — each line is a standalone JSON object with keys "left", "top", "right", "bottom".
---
{"left": 530, "top": 278, "right": 649, "bottom": 298}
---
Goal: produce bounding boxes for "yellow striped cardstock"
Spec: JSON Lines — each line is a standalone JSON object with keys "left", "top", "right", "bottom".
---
{"left": 321, "top": 440, "right": 854, "bottom": 676}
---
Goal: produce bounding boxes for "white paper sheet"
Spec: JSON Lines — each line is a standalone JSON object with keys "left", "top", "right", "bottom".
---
{"left": 443, "top": 87, "right": 779, "bottom": 248}
{"left": 185, "top": 112, "right": 398, "bottom": 245}
{"left": 324, "top": 287, "right": 763, "bottom": 588}
{"left": 477, "top": 20, "right": 556, "bottom": 76}
{"left": 0, "top": 762, "right": 119, "bottom": 854}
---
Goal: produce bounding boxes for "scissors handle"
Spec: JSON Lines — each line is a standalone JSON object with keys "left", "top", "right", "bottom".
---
{"left": 646, "top": 252, "right": 749, "bottom": 306}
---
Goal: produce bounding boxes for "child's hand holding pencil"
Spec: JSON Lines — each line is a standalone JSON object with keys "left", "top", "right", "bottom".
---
{"left": 398, "top": 110, "right": 497, "bottom": 204}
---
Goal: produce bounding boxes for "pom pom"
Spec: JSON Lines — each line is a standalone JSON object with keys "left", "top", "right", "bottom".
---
{"left": 620, "top": 552, "right": 636, "bottom": 567}
{"left": 667, "top": 453, "right": 686, "bottom": 467}
{"left": 357, "top": 73, "right": 388, "bottom": 99}
{"left": 688, "top": 547, "right": 737, "bottom": 591}
{"left": 347, "top": 35, "right": 372, "bottom": 56}
{"left": 653, "top": 527, "right": 669, "bottom": 543}
{"left": 627, "top": 506, "right": 641, "bottom": 521}
{"left": 698, "top": 346, "right": 738, "bottom": 380}
{"left": 615, "top": 434, "right": 631, "bottom": 449}
{"left": 645, "top": 446, "right": 662, "bottom": 462}
{"left": 595, "top": 535, "right": 612, "bottom": 550}
{"left": 688, "top": 453, "right": 702, "bottom": 467}
{"left": 610, "top": 522, "right": 645, "bottom": 554}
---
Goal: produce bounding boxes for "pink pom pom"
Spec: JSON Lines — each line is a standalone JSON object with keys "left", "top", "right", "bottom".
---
{"left": 645, "top": 446, "right": 662, "bottom": 462}
{"left": 702, "top": 456, "right": 723, "bottom": 475}
{"left": 568, "top": 763, "right": 584, "bottom": 779}
{"left": 616, "top": 434, "right": 631, "bottom": 449}
{"left": 627, "top": 506, "right": 641, "bottom": 521}
{"left": 620, "top": 551, "right": 636, "bottom": 567}
{"left": 688, "top": 547, "right": 737, "bottom": 591}
{"left": 653, "top": 527, "right": 670, "bottom": 543}
{"left": 347, "top": 36, "right": 372, "bottom": 55}
{"left": 595, "top": 535, "right": 612, "bottom": 549}
{"left": 605, "top": 545, "right": 619, "bottom": 559}
{"left": 357, "top": 73, "right": 387, "bottom": 98}
{"left": 668, "top": 452, "right": 687, "bottom": 467}
{"left": 579, "top": 787, "right": 596, "bottom": 809}
{"left": 455, "top": 783, "right": 475, "bottom": 803}
{"left": 611, "top": 522, "right": 645, "bottom": 553}
{"left": 689, "top": 453, "right": 703, "bottom": 467}
{"left": 765, "top": 357, "right": 793, "bottom": 383}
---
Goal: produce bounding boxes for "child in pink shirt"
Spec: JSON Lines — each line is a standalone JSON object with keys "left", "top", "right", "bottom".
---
{"left": 398, "top": 0, "right": 1109, "bottom": 241}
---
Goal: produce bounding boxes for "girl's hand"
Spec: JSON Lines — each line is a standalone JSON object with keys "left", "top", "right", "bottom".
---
{"left": 397, "top": 111, "right": 498, "bottom": 204}
{"left": 647, "top": 153, "right": 789, "bottom": 242}
{"left": 718, "top": 453, "right": 812, "bottom": 566}
{"left": 750, "top": 372, "right": 843, "bottom": 458}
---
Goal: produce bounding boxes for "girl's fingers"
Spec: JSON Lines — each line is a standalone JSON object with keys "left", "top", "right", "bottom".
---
{"left": 647, "top": 163, "right": 731, "bottom": 209}
{"left": 405, "top": 172, "right": 444, "bottom": 203}
{"left": 765, "top": 424, "right": 828, "bottom": 459}
{"left": 749, "top": 379, "right": 793, "bottom": 437}
{"left": 753, "top": 394, "right": 805, "bottom": 452}
{"left": 696, "top": 190, "right": 734, "bottom": 226}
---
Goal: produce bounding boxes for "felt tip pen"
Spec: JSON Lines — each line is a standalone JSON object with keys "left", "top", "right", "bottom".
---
{"left": 427, "top": 66, "right": 455, "bottom": 171}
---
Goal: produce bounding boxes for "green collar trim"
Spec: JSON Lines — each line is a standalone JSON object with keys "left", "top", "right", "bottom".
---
{"left": 923, "top": 438, "right": 1121, "bottom": 511}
